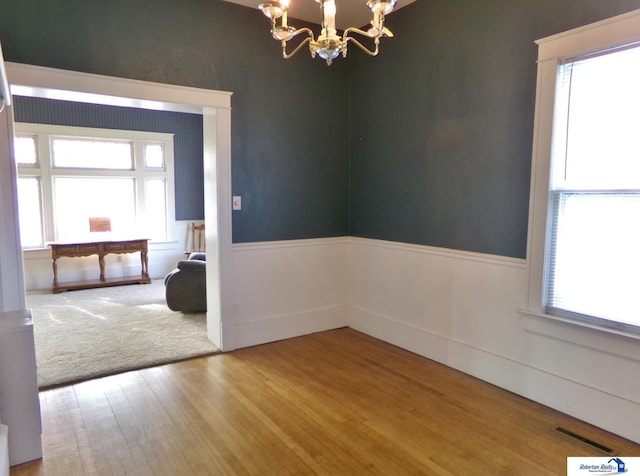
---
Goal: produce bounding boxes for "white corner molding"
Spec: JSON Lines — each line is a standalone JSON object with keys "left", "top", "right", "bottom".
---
{"left": 7, "top": 62, "right": 232, "bottom": 113}
{"left": 536, "top": 8, "right": 640, "bottom": 61}
{"left": 0, "top": 103, "right": 26, "bottom": 312}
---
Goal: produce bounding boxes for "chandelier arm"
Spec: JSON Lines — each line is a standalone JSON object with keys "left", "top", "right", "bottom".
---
{"left": 344, "top": 36, "right": 380, "bottom": 57}
{"left": 343, "top": 26, "right": 379, "bottom": 40}
{"left": 277, "top": 28, "right": 315, "bottom": 58}
{"left": 282, "top": 36, "right": 314, "bottom": 59}
{"left": 281, "top": 27, "right": 315, "bottom": 42}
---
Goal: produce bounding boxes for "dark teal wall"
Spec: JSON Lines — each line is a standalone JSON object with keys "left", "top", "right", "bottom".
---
{"left": 349, "top": 0, "right": 640, "bottom": 258}
{"left": 0, "top": 0, "right": 350, "bottom": 242}
{"left": 4, "top": 0, "right": 640, "bottom": 255}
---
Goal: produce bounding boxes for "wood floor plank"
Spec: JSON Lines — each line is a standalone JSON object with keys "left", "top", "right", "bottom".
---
{"left": 10, "top": 328, "right": 640, "bottom": 475}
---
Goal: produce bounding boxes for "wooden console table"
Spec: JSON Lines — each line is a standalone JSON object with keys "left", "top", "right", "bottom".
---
{"left": 50, "top": 239, "right": 151, "bottom": 293}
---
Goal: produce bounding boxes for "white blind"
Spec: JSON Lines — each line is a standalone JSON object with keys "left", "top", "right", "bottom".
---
{"left": 546, "top": 44, "right": 640, "bottom": 328}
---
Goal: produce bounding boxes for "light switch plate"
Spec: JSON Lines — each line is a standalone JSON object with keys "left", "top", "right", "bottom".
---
{"left": 232, "top": 196, "right": 242, "bottom": 210}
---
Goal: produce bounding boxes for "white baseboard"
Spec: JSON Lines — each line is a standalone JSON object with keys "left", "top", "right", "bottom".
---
{"left": 216, "top": 318, "right": 237, "bottom": 351}
{"left": 234, "top": 305, "right": 348, "bottom": 349}
{"left": 348, "top": 305, "right": 640, "bottom": 443}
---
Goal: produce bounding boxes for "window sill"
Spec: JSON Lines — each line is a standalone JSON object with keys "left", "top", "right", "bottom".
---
{"left": 517, "top": 308, "right": 640, "bottom": 362}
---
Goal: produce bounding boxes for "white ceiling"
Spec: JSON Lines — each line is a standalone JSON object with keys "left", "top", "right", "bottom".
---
{"left": 224, "top": 0, "right": 416, "bottom": 30}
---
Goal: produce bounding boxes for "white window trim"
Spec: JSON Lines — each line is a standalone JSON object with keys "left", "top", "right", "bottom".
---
{"left": 15, "top": 122, "right": 176, "bottom": 248}
{"left": 519, "top": 8, "right": 640, "bottom": 346}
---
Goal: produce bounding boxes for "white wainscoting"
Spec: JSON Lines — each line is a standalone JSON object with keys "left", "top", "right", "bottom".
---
{"left": 20, "top": 232, "right": 640, "bottom": 443}
{"left": 348, "top": 237, "right": 640, "bottom": 443}
{"left": 0, "top": 310, "right": 41, "bottom": 466}
{"left": 231, "top": 237, "right": 349, "bottom": 349}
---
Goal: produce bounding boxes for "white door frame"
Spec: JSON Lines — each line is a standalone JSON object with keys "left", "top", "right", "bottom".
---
{"left": 3, "top": 63, "right": 236, "bottom": 351}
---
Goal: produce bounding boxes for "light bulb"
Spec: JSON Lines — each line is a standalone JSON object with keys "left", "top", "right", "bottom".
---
{"left": 321, "top": 0, "right": 338, "bottom": 36}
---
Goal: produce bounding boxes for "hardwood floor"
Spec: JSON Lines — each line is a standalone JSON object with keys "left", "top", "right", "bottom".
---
{"left": 11, "top": 328, "right": 640, "bottom": 475}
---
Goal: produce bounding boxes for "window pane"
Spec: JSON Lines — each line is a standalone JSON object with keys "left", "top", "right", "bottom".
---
{"left": 14, "top": 136, "right": 37, "bottom": 165}
{"left": 17, "top": 177, "right": 44, "bottom": 248}
{"left": 548, "top": 193, "right": 640, "bottom": 326}
{"left": 52, "top": 138, "right": 133, "bottom": 169}
{"left": 53, "top": 178, "right": 136, "bottom": 242}
{"left": 145, "top": 144, "right": 164, "bottom": 169}
{"left": 145, "top": 179, "right": 167, "bottom": 241}
{"left": 547, "top": 43, "right": 640, "bottom": 329}
{"left": 553, "top": 46, "right": 640, "bottom": 189}
{"left": 15, "top": 125, "right": 173, "bottom": 253}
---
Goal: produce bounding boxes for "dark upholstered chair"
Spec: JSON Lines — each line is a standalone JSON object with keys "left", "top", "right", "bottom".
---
{"left": 164, "top": 252, "right": 207, "bottom": 312}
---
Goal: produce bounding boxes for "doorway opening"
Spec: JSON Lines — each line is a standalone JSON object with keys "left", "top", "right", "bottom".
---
{"left": 4, "top": 62, "right": 234, "bottom": 351}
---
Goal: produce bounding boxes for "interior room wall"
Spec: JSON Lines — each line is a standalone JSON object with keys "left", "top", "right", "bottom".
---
{"left": 349, "top": 0, "right": 640, "bottom": 258}
{"left": 347, "top": 0, "right": 640, "bottom": 443}
{"left": 3, "top": 0, "right": 640, "bottom": 444}
{"left": 0, "top": 0, "right": 350, "bottom": 245}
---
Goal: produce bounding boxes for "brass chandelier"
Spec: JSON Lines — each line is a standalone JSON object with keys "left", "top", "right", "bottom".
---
{"left": 258, "top": 0, "right": 397, "bottom": 65}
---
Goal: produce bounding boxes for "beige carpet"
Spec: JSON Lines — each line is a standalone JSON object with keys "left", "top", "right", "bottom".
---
{"left": 27, "top": 280, "right": 219, "bottom": 389}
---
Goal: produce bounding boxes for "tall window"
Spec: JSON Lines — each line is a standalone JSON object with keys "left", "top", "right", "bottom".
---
{"left": 545, "top": 45, "right": 640, "bottom": 329}
{"left": 15, "top": 124, "right": 175, "bottom": 248}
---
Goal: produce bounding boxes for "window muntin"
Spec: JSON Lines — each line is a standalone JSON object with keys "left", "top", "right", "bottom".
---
{"left": 14, "top": 124, "right": 174, "bottom": 248}
{"left": 544, "top": 44, "right": 640, "bottom": 329}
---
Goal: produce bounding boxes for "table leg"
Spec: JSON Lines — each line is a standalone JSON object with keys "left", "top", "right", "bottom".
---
{"left": 52, "top": 258, "right": 58, "bottom": 287}
{"left": 99, "top": 255, "right": 106, "bottom": 281}
{"left": 141, "top": 251, "right": 149, "bottom": 277}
